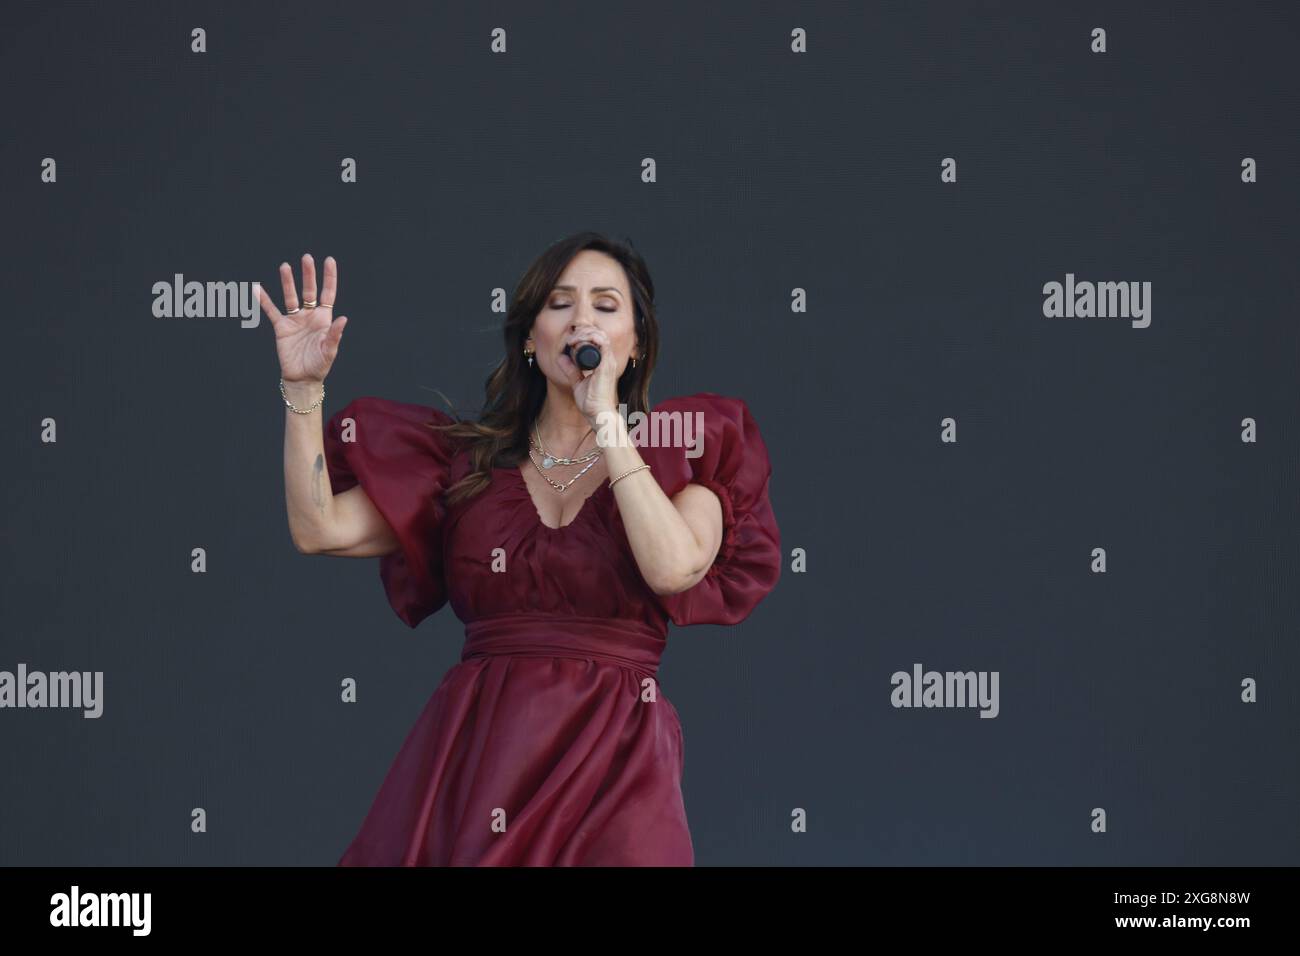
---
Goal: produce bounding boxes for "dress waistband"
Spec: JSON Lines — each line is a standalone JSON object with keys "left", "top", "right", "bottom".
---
{"left": 461, "top": 613, "right": 668, "bottom": 680}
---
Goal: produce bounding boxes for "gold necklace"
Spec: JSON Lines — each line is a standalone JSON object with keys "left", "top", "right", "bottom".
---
{"left": 527, "top": 446, "right": 602, "bottom": 493}
{"left": 531, "top": 422, "right": 600, "bottom": 469}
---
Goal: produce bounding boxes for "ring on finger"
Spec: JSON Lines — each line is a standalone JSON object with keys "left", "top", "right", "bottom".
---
{"left": 285, "top": 306, "right": 302, "bottom": 315}
{"left": 303, "top": 298, "right": 318, "bottom": 308}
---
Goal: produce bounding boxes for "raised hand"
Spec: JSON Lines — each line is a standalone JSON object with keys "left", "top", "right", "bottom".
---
{"left": 258, "top": 253, "right": 347, "bottom": 384}
{"left": 563, "top": 324, "right": 619, "bottom": 427}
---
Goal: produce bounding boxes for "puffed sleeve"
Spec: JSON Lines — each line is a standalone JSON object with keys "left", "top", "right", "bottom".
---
{"left": 637, "top": 392, "right": 781, "bottom": 626}
{"left": 321, "top": 396, "right": 458, "bottom": 628}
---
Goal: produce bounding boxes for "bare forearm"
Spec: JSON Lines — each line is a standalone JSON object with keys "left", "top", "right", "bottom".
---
{"left": 599, "top": 412, "right": 708, "bottom": 593}
{"left": 282, "top": 379, "right": 336, "bottom": 552}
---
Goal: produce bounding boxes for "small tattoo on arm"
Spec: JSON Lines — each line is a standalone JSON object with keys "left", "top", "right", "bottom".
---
{"left": 311, "top": 454, "right": 325, "bottom": 514}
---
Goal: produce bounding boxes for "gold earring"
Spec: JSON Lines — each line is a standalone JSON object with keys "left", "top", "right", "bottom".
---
{"left": 524, "top": 346, "right": 534, "bottom": 368}
{"left": 632, "top": 354, "right": 637, "bottom": 369}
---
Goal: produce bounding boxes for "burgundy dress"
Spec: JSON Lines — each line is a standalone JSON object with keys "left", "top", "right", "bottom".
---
{"left": 322, "top": 392, "right": 781, "bottom": 866}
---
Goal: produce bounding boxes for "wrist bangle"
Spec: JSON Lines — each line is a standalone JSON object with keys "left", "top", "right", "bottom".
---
{"left": 280, "top": 377, "right": 325, "bottom": 414}
{"left": 609, "top": 463, "right": 651, "bottom": 488}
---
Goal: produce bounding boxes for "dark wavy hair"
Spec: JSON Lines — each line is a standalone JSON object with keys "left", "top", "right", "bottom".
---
{"left": 430, "top": 231, "right": 659, "bottom": 507}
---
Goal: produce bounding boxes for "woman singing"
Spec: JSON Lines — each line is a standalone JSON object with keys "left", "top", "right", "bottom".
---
{"left": 261, "top": 231, "right": 781, "bottom": 865}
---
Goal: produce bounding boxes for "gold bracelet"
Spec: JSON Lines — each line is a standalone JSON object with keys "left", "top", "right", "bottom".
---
{"left": 609, "top": 463, "right": 651, "bottom": 488}
{"left": 280, "top": 377, "right": 325, "bottom": 414}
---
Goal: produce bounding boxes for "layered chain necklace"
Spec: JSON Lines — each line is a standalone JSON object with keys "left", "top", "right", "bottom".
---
{"left": 527, "top": 421, "right": 602, "bottom": 493}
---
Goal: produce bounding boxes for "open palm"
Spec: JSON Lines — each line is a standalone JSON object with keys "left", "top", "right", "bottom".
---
{"left": 258, "top": 253, "right": 347, "bottom": 383}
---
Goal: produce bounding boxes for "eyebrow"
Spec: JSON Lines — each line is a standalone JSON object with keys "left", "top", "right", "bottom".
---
{"left": 552, "top": 285, "right": 623, "bottom": 296}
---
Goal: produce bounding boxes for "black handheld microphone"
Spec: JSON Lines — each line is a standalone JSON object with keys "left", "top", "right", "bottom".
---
{"left": 563, "top": 342, "right": 602, "bottom": 370}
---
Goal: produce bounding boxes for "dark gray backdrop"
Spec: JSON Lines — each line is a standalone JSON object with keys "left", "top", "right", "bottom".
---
{"left": 2, "top": 0, "right": 1296, "bottom": 865}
